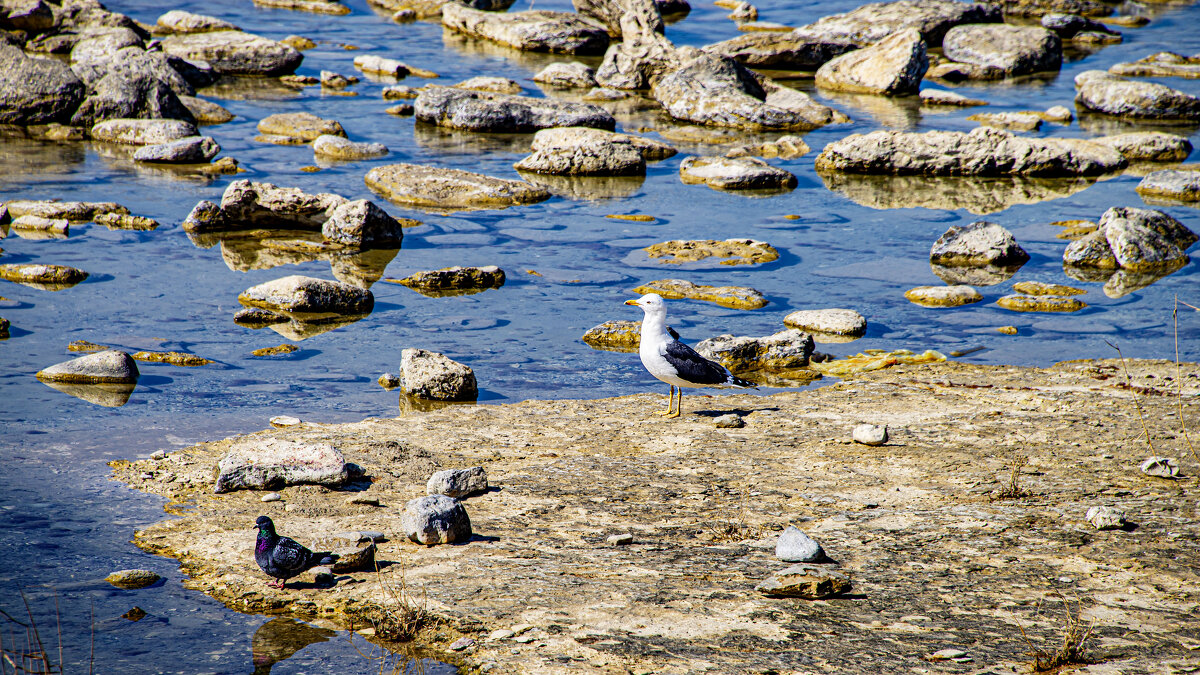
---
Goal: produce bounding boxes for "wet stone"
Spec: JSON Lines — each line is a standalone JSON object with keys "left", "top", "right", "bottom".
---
{"left": 156, "top": 10, "right": 239, "bottom": 33}
{"left": 159, "top": 31, "right": 302, "bottom": 76}
{"left": 440, "top": 3, "right": 609, "bottom": 55}
{"left": 257, "top": 113, "right": 346, "bottom": 142}
{"left": 11, "top": 215, "right": 67, "bottom": 235}
{"left": 0, "top": 263, "right": 88, "bottom": 288}
{"left": 239, "top": 275, "right": 374, "bottom": 318}
{"left": 5, "top": 200, "right": 128, "bottom": 221}
{"left": 378, "top": 372, "right": 401, "bottom": 389}
{"left": 353, "top": 54, "right": 409, "bottom": 77}
{"left": 386, "top": 103, "right": 414, "bottom": 116}
{"left": 679, "top": 156, "right": 797, "bottom": 191}
{"left": 36, "top": 350, "right": 139, "bottom": 384}
{"left": 132, "top": 136, "right": 220, "bottom": 163}
{"left": 515, "top": 127, "right": 674, "bottom": 176}
{"left": 1085, "top": 505, "right": 1126, "bottom": 530}
{"left": 1064, "top": 206, "right": 1197, "bottom": 273}
{"left": 783, "top": 309, "right": 866, "bottom": 336}
{"left": 91, "top": 118, "right": 199, "bottom": 145}
{"left": 382, "top": 85, "right": 420, "bottom": 100}
{"left": 106, "top": 569, "right": 160, "bottom": 589}
{"left": 456, "top": 76, "right": 521, "bottom": 94}
{"left": 904, "top": 285, "right": 982, "bottom": 307}
{"left": 645, "top": 238, "right": 779, "bottom": 266}
{"left": 632, "top": 279, "right": 766, "bottom": 309}
{"left": 365, "top": 163, "right": 550, "bottom": 211}
{"left": 1139, "top": 457, "right": 1179, "bottom": 479}
{"left": 234, "top": 308, "right": 288, "bottom": 326}
{"left": 94, "top": 213, "right": 159, "bottom": 230}
{"left": 131, "top": 350, "right": 214, "bottom": 366}
{"left": 392, "top": 265, "right": 505, "bottom": 293}
{"left": 1093, "top": 133, "right": 1192, "bottom": 163}
{"left": 414, "top": 86, "right": 615, "bottom": 133}
{"left": 703, "top": 30, "right": 858, "bottom": 70}
{"left": 402, "top": 494, "right": 472, "bottom": 545}
{"left": 997, "top": 294, "right": 1086, "bottom": 312}
{"left": 1136, "top": 170, "right": 1200, "bottom": 203}
{"left": 427, "top": 466, "right": 488, "bottom": 498}
{"left": 1012, "top": 281, "right": 1085, "bottom": 296}
{"left": 852, "top": 423, "right": 888, "bottom": 446}
{"left": 1109, "top": 52, "right": 1200, "bottom": 79}
{"left": 966, "top": 111, "right": 1042, "bottom": 131}
{"left": 1074, "top": 70, "right": 1200, "bottom": 120}
{"left": 814, "top": 28, "right": 927, "bottom": 96}
{"left": 401, "top": 348, "right": 478, "bottom": 401}
{"left": 312, "top": 135, "right": 388, "bottom": 160}
{"left": 213, "top": 438, "right": 352, "bottom": 493}
{"left": 533, "top": 62, "right": 596, "bottom": 88}
{"left": 320, "top": 70, "right": 355, "bottom": 89}
{"left": 790, "top": 0, "right": 1000, "bottom": 47}
{"left": 940, "top": 24, "right": 1062, "bottom": 79}
{"left": 930, "top": 221, "right": 1029, "bottom": 267}
{"left": 696, "top": 329, "right": 813, "bottom": 370}
{"left": 755, "top": 563, "right": 852, "bottom": 599}
{"left": 581, "top": 320, "right": 643, "bottom": 350}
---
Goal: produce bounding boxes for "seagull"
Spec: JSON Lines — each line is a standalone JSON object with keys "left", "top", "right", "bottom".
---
{"left": 254, "top": 516, "right": 338, "bottom": 589}
{"left": 625, "top": 293, "right": 755, "bottom": 418}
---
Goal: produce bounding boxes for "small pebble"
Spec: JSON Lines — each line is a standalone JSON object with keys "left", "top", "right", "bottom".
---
{"left": 449, "top": 637, "right": 475, "bottom": 651}
{"left": 1085, "top": 505, "right": 1126, "bottom": 530}
{"left": 261, "top": 492, "right": 282, "bottom": 502}
{"left": 714, "top": 414, "right": 744, "bottom": 428}
{"left": 852, "top": 424, "right": 888, "bottom": 446}
{"left": 378, "top": 372, "right": 401, "bottom": 389}
{"left": 607, "top": 533, "right": 634, "bottom": 546}
{"left": 928, "top": 648, "right": 967, "bottom": 661}
{"left": 1139, "top": 456, "right": 1179, "bottom": 479}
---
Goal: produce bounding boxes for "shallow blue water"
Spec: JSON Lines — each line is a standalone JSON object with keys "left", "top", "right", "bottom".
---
{"left": 1, "top": 0, "right": 1199, "bottom": 670}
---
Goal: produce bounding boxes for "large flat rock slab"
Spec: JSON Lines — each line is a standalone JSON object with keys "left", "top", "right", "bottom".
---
{"left": 159, "top": 30, "right": 302, "bottom": 76}
{"left": 113, "top": 359, "right": 1200, "bottom": 674}
{"left": 365, "top": 163, "right": 551, "bottom": 211}
{"left": 213, "top": 438, "right": 353, "bottom": 493}
{"left": 441, "top": 3, "right": 609, "bottom": 54}
{"left": 414, "top": 86, "right": 615, "bottom": 132}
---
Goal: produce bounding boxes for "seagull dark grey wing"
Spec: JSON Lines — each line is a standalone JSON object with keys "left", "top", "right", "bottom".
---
{"left": 661, "top": 340, "right": 732, "bottom": 386}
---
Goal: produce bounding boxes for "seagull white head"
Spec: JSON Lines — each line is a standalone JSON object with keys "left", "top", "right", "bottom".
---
{"left": 625, "top": 293, "right": 666, "bottom": 317}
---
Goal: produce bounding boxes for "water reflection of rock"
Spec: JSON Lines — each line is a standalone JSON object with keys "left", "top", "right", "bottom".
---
{"left": 198, "top": 77, "right": 302, "bottom": 102}
{"left": 931, "top": 262, "right": 1023, "bottom": 286}
{"left": 256, "top": 312, "right": 369, "bottom": 341}
{"left": 412, "top": 124, "right": 533, "bottom": 155}
{"left": 818, "top": 171, "right": 1098, "bottom": 214}
{"left": 400, "top": 394, "right": 476, "bottom": 414}
{"left": 0, "top": 138, "right": 87, "bottom": 186}
{"left": 189, "top": 230, "right": 399, "bottom": 288}
{"left": 1064, "top": 258, "right": 1188, "bottom": 299}
{"left": 39, "top": 381, "right": 136, "bottom": 407}
{"left": 251, "top": 618, "right": 335, "bottom": 675}
{"left": 441, "top": 30, "right": 602, "bottom": 74}
{"left": 1076, "top": 111, "right": 1200, "bottom": 138}
{"left": 818, "top": 91, "right": 919, "bottom": 130}
{"left": 517, "top": 171, "right": 645, "bottom": 200}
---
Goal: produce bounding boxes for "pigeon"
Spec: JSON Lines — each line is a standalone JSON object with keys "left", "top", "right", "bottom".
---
{"left": 625, "top": 293, "right": 756, "bottom": 418}
{"left": 254, "top": 516, "right": 338, "bottom": 589}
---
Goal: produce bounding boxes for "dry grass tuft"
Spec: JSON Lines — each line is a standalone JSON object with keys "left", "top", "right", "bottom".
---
{"left": 995, "top": 454, "right": 1031, "bottom": 500}
{"left": 1019, "top": 593, "right": 1095, "bottom": 673}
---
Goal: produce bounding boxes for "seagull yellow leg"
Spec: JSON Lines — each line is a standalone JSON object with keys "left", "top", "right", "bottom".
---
{"left": 669, "top": 388, "right": 682, "bottom": 418}
{"left": 662, "top": 387, "right": 681, "bottom": 419}
{"left": 656, "top": 386, "right": 677, "bottom": 417}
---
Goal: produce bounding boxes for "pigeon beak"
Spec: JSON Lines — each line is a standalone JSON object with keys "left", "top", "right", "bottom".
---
{"left": 624, "top": 299, "right": 639, "bottom": 306}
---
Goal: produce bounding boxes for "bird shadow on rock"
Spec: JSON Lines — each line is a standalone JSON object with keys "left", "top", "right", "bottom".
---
{"left": 460, "top": 534, "right": 500, "bottom": 545}
{"left": 691, "top": 407, "right": 781, "bottom": 418}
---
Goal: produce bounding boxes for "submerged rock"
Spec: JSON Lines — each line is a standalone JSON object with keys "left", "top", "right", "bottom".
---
{"left": 11, "top": 215, "right": 68, "bottom": 236}
{"left": 679, "top": 156, "right": 797, "bottom": 190}
{"left": 36, "top": 350, "right": 139, "bottom": 384}
{"left": 1074, "top": 70, "right": 1200, "bottom": 120}
{"left": 132, "top": 136, "right": 220, "bottom": 163}
{"left": 1109, "top": 52, "right": 1200, "bottom": 79}
{"left": 814, "top": 28, "right": 927, "bottom": 95}
{"left": 632, "top": 279, "right": 767, "bottom": 309}
{"left": 441, "top": 3, "right": 609, "bottom": 54}
{"left": 695, "top": 329, "right": 813, "bottom": 370}
{"left": 214, "top": 439, "right": 353, "bottom": 493}
{"left": 365, "top": 163, "right": 551, "bottom": 211}
{"left": 91, "top": 118, "right": 198, "bottom": 145}
{"left": 106, "top": 569, "right": 160, "bottom": 589}
{"left": 5, "top": 200, "right": 128, "bottom": 221}
{"left": 997, "top": 295, "right": 1087, "bottom": 312}
{"left": 401, "top": 348, "right": 478, "bottom": 401}
{"left": 427, "top": 466, "right": 488, "bottom": 498}
{"left": 131, "top": 350, "right": 214, "bottom": 367}
{"left": 402, "top": 495, "right": 472, "bottom": 545}
{"left": 966, "top": 111, "right": 1042, "bottom": 131}
{"left": 644, "top": 238, "right": 779, "bottom": 265}
{"left": 930, "top": 221, "right": 1029, "bottom": 267}
{"left": 257, "top": 112, "right": 346, "bottom": 142}
{"left": 940, "top": 24, "right": 1061, "bottom": 79}
{"left": 1064, "top": 206, "right": 1196, "bottom": 273}
{"left": 815, "top": 127, "right": 1126, "bottom": 177}
{"left": 783, "top": 309, "right": 866, "bottom": 336}
{"left": 159, "top": 30, "right": 302, "bottom": 76}
{"left": 1012, "top": 281, "right": 1085, "bottom": 296}
{"left": 755, "top": 563, "right": 852, "bottom": 599}
{"left": 415, "top": 87, "right": 615, "bottom": 132}
{"left": 0, "top": 263, "right": 89, "bottom": 289}
{"left": 1136, "top": 170, "right": 1200, "bottom": 203}
{"left": 239, "top": 275, "right": 374, "bottom": 319}
{"left": 904, "top": 285, "right": 982, "bottom": 307}
{"left": 312, "top": 135, "right": 388, "bottom": 160}
{"left": 391, "top": 266, "right": 506, "bottom": 294}
{"left": 514, "top": 127, "right": 674, "bottom": 176}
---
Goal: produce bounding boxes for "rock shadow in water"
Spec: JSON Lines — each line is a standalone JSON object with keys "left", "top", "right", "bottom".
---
{"left": 818, "top": 171, "right": 1101, "bottom": 214}
{"left": 39, "top": 381, "right": 136, "bottom": 407}
{"left": 251, "top": 617, "right": 335, "bottom": 675}
{"left": 518, "top": 171, "right": 646, "bottom": 201}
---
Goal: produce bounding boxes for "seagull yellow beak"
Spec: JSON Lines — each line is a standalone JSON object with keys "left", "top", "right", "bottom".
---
{"left": 624, "top": 299, "right": 639, "bottom": 306}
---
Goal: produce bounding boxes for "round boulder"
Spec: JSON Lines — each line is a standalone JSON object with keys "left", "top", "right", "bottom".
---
{"left": 930, "top": 221, "right": 1029, "bottom": 267}
{"left": 36, "top": 350, "right": 140, "bottom": 384}
{"left": 402, "top": 495, "right": 472, "bottom": 545}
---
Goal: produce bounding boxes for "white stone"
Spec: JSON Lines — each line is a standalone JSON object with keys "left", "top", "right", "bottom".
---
{"left": 775, "top": 525, "right": 825, "bottom": 562}
{"left": 852, "top": 424, "right": 888, "bottom": 446}
{"left": 1085, "top": 505, "right": 1126, "bottom": 530}
{"left": 1139, "top": 456, "right": 1179, "bottom": 478}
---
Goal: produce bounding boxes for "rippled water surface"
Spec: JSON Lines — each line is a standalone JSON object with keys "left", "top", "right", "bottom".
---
{"left": 1, "top": 0, "right": 1199, "bottom": 670}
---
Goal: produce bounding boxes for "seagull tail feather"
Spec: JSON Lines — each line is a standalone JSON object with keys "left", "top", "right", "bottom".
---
{"left": 728, "top": 374, "right": 757, "bottom": 389}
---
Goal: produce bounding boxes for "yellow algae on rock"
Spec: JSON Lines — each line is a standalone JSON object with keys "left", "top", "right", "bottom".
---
{"left": 68, "top": 340, "right": 112, "bottom": 352}
{"left": 997, "top": 295, "right": 1087, "bottom": 312}
{"left": 644, "top": 239, "right": 779, "bottom": 266}
{"left": 607, "top": 214, "right": 656, "bottom": 222}
{"left": 998, "top": 326, "right": 1018, "bottom": 335}
{"left": 1012, "top": 281, "right": 1086, "bottom": 296}
{"left": 132, "top": 351, "right": 215, "bottom": 367}
{"left": 632, "top": 279, "right": 767, "bottom": 309}
{"left": 581, "top": 320, "right": 642, "bottom": 352}
{"left": 252, "top": 344, "right": 300, "bottom": 356}
{"left": 903, "top": 285, "right": 982, "bottom": 307}
{"left": 809, "top": 349, "right": 946, "bottom": 376}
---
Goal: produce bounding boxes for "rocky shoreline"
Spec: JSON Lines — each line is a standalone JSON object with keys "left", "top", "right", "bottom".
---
{"left": 112, "top": 358, "right": 1200, "bottom": 674}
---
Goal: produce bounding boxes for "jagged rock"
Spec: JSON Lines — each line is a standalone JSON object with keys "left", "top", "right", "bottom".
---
{"left": 783, "top": 309, "right": 866, "bottom": 336}
{"left": 1, "top": 0, "right": 55, "bottom": 32}
{"left": 392, "top": 266, "right": 505, "bottom": 293}
{"left": 156, "top": 10, "right": 240, "bottom": 33}
{"left": 573, "top": 0, "right": 689, "bottom": 36}
{"left": 238, "top": 275, "right": 375, "bottom": 318}
{"left": 427, "top": 466, "right": 488, "bottom": 498}
{"left": 930, "top": 221, "right": 1029, "bottom": 267}
{"left": 258, "top": 112, "right": 346, "bottom": 142}
{"left": 593, "top": 0, "right": 678, "bottom": 90}
{"left": 403, "top": 495, "right": 472, "bottom": 545}
{"left": 1137, "top": 170, "right": 1200, "bottom": 203}
{"left": 441, "top": 3, "right": 608, "bottom": 54}
{"left": 184, "top": 180, "right": 344, "bottom": 232}
{"left": 91, "top": 118, "right": 197, "bottom": 145}
{"left": 940, "top": 24, "right": 1061, "bottom": 79}
{"left": 652, "top": 47, "right": 846, "bottom": 130}
{"left": 514, "top": 127, "right": 673, "bottom": 176}
{"left": 69, "top": 46, "right": 198, "bottom": 126}
{"left": 159, "top": 30, "right": 302, "bottom": 76}
{"left": 695, "top": 329, "right": 813, "bottom": 370}
{"left": 414, "top": 87, "right": 615, "bottom": 132}
{"left": 814, "top": 28, "right": 927, "bottom": 95}
{"left": 632, "top": 279, "right": 767, "bottom": 309}
{"left": 755, "top": 563, "right": 852, "bottom": 599}
{"left": 214, "top": 439, "right": 353, "bottom": 493}
{"left": 904, "top": 285, "right": 983, "bottom": 307}
{"left": 1110, "top": 52, "right": 1200, "bottom": 79}
{"left": 132, "top": 136, "right": 220, "bottom": 163}
{"left": 792, "top": 0, "right": 1000, "bottom": 46}
{"left": 1092, "top": 133, "right": 1192, "bottom": 163}
{"left": 703, "top": 32, "right": 858, "bottom": 70}
{"left": 365, "top": 163, "right": 550, "bottom": 210}
{"left": 312, "top": 135, "right": 388, "bottom": 160}
{"left": 533, "top": 62, "right": 597, "bottom": 88}
{"left": 815, "top": 127, "right": 1126, "bottom": 177}
{"left": 0, "top": 44, "right": 86, "bottom": 125}
{"left": 1064, "top": 206, "right": 1197, "bottom": 272}
{"left": 36, "top": 349, "right": 139, "bottom": 383}
{"left": 679, "top": 156, "right": 796, "bottom": 190}
{"left": 321, "top": 200, "right": 404, "bottom": 248}
{"left": 1074, "top": 70, "right": 1200, "bottom": 120}
{"left": 1041, "top": 12, "right": 1118, "bottom": 39}
{"left": 644, "top": 238, "right": 778, "bottom": 265}
{"left": 401, "top": 348, "right": 478, "bottom": 401}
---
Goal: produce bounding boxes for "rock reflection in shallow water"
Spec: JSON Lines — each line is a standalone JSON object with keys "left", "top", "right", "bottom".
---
{"left": 39, "top": 381, "right": 136, "bottom": 407}
{"left": 441, "top": 29, "right": 601, "bottom": 74}
{"left": 818, "top": 171, "right": 1098, "bottom": 214}
{"left": 1064, "top": 258, "right": 1190, "bottom": 298}
{"left": 412, "top": 124, "right": 533, "bottom": 155}
{"left": 188, "top": 230, "right": 399, "bottom": 288}
{"left": 1076, "top": 110, "right": 1200, "bottom": 138}
{"left": 251, "top": 617, "right": 335, "bottom": 675}
{"left": 930, "top": 262, "right": 1023, "bottom": 286}
{"left": 517, "top": 171, "right": 645, "bottom": 200}
{"left": 198, "top": 77, "right": 303, "bottom": 102}
{"left": 0, "top": 138, "right": 87, "bottom": 185}
{"left": 264, "top": 313, "right": 370, "bottom": 340}
{"left": 818, "top": 91, "right": 919, "bottom": 130}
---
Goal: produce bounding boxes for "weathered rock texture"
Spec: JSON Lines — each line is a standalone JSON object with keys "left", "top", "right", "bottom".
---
{"left": 792, "top": 0, "right": 1001, "bottom": 46}
{"left": 365, "top": 164, "right": 550, "bottom": 211}
{"left": 679, "top": 156, "right": 797, "bottom": 190}
{"left": 704, "top": 32, "right": 858, "bottom": 71}
{"left": 1110, "top": 52, "right": 1200, "bottom": 79}
{"left": 1092, "top": 132, "right": 1192, "bottom": 162}
{"left": 695, "top": 329, "right": 813, "bottom": 371}
{"left": 238, "top": 275, "right": 375, "bottom": 319}
{"left": 930, "top": 221, "right": 1029, "bottom": 267}
{"left": 402, "top": 495, "right": 472, "bottom": 545}
{"left": 631, "top": 279, "right": 767, "bottom": 309}
{"left": 0, "top": 43, "right": 86, "bottom": 125}
{"left": 1063, "top": 206, "right": 1197, "bottom": 273}
{"left": 159, "top": 30, "right": 302, "bottom": 76}
{"left": 258, "top": 113, "right": 345, "bottom": 142}
{"left": 426, "top": 466, "right": 488, "bottom": 499}
{"left": 112, "top": 360, "right": 1200, "bottom": 674}
{"left": 939, "top": 24, "right": 1061, "bottom": 80}
{"left": 814, "top": 28, "right": 927, "bottom": 95}
{"left": 815, "top": 127, "right": 1127, "bottom": 177}
{"left": 644, "top": 238, "right": 779, "bottom": 265}
{"left": 1074, "top": 70, "right": 1200, "bottom": 120}
{"left": 214, "top": 439, "right": 353, "bottom": 493}
{"left": 514, "top": 127, "right": 674, "bottom": 176}
{"left": 391, "top": 266, "right": 506, "bottom": 294}
{"left": 400, "top": 348, "right": 478, "bottom": 401}
{"left": 441, "top": 3, "right": 608, "bottom": 54}
{"left": 783, "top": 309, "right": 867, "bottom": 336}
{"left": 1137, "top": 170, "right": 1200, "bottom": 203}
{"left": 414, "top": 86, "right": 615, "bottom": 132}
{"left": 35, "top": 349, "right": 139, "bottom": 383}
